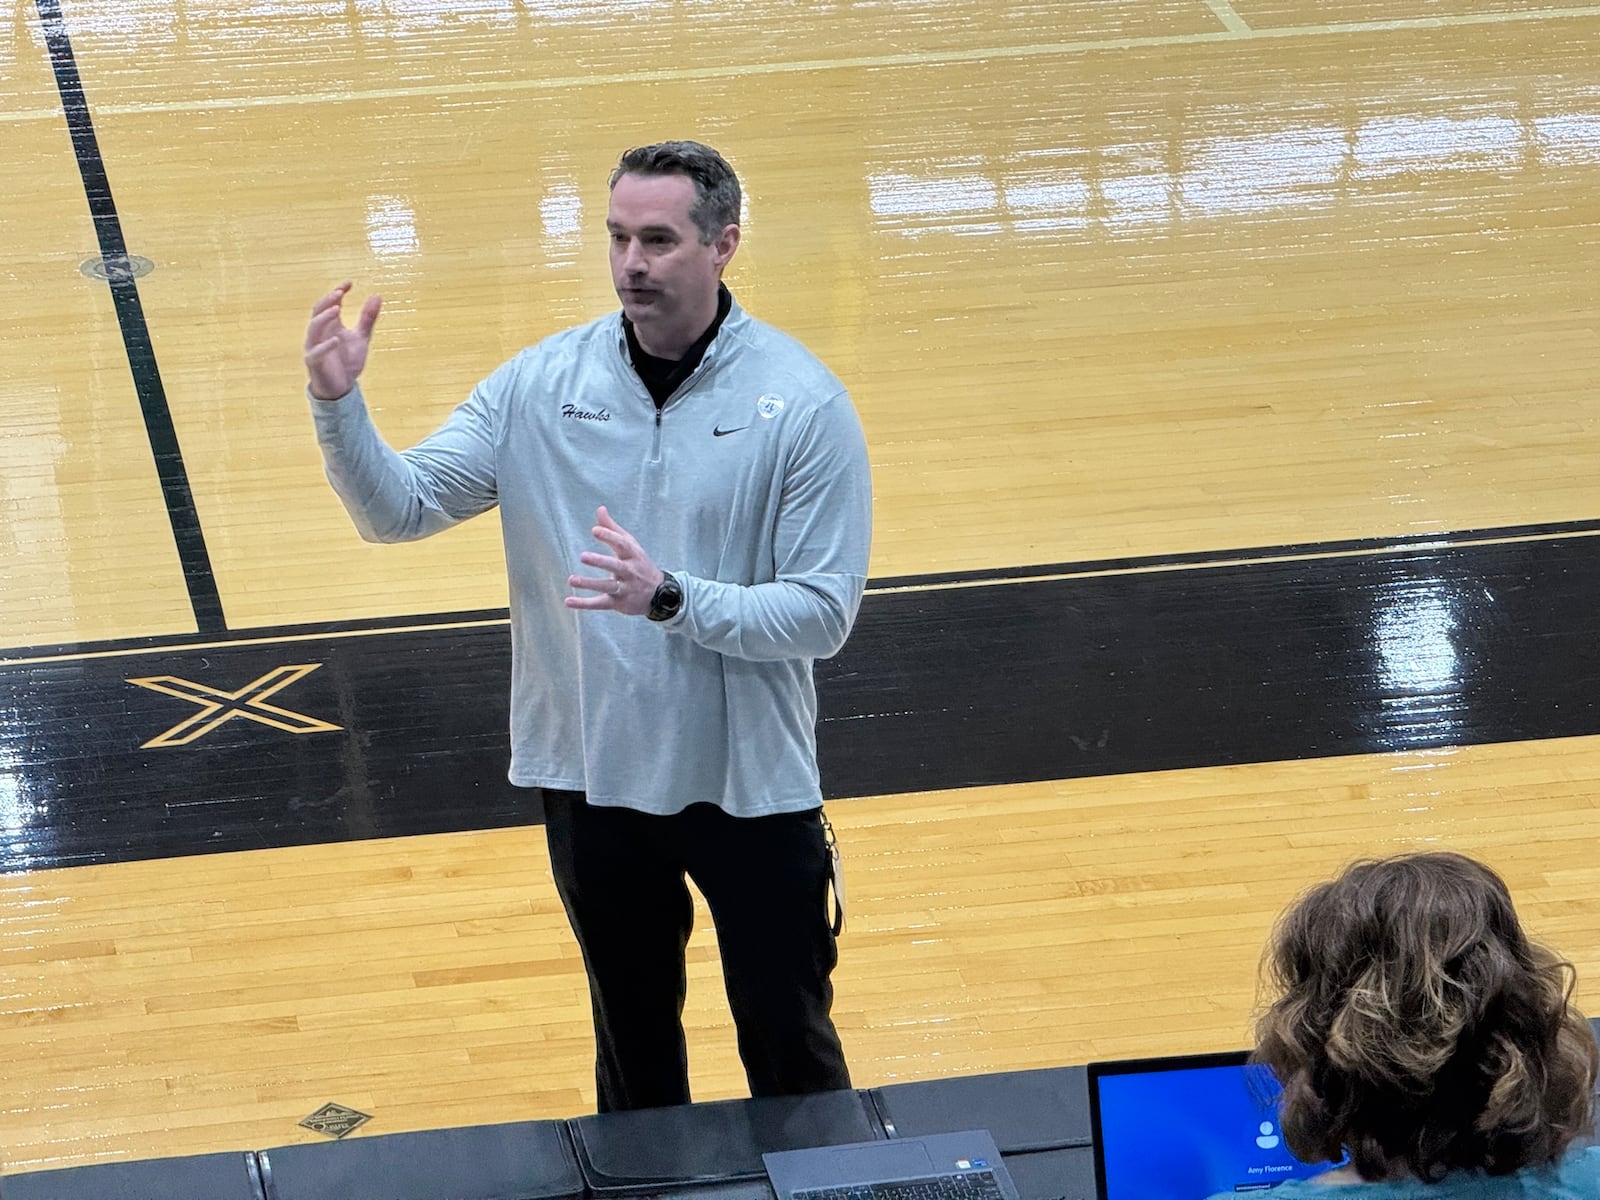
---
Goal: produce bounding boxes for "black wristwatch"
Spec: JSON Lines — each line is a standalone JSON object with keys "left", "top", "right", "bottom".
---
{"left": 647, "top": 571, "right": 683, "bottom": 622}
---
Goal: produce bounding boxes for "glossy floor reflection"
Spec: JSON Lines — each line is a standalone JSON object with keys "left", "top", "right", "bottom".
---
{"left": 5, "top": 4, "right": 1599, "bottom": 642}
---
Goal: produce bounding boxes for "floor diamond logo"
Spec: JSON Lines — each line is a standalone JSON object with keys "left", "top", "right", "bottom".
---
{"left": 299, "top": 1101, "right": 372, "bottom": 1139}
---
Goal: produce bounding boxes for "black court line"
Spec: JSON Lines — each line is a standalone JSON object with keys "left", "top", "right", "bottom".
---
{"left": 868, "top": 517, "right": 1600, "bottom": 591}
{"left": 1, "top": 518, "right": 1597, "bottom": 665}
{"left": 35, "top": 0, "right": 226, "bottom": 634}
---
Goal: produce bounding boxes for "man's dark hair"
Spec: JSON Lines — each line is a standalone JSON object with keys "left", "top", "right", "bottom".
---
{"left": 609, "top": 141, "right": 741, "bottom": 244}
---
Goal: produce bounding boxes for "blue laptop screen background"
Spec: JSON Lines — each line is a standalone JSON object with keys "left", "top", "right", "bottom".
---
{"left": 1097, "top": 1062, "right": 1346, "bottom": 1198}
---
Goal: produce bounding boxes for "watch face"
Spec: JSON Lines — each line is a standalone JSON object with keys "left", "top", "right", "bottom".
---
{"left": 649, "top": 576, "right": 682, "bottom": 620}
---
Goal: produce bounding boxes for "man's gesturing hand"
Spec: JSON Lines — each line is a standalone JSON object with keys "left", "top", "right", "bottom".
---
{"left": 305, "top": 281, "right": 382, "bottom": 401}
{"left": 566, "top": 507, "right": 665, "bottom": 616}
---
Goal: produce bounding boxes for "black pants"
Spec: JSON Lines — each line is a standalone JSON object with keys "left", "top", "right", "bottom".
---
{"left": 541, "top": 790, "right": 851, "bottom": 1112}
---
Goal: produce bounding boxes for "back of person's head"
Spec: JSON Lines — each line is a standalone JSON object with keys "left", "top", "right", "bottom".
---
{"left": 609, "top": 141, "right": 741, "bottom": 244}
{"left": 1256, "top": 850, "right": 1597, "bottom": 1182}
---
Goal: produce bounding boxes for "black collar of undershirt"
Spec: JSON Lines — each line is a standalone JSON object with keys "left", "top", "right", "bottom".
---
{"left": 623, "top": 284, "right": 733, "bottom": 408}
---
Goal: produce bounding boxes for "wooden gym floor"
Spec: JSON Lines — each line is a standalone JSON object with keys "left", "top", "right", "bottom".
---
{"left": 3, "top": 0, "right": 1600, "bottom": 1176}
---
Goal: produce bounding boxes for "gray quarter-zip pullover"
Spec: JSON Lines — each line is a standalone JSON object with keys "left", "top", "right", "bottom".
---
{"left": 311, "top": 298, "right": 873, "bottom": 816}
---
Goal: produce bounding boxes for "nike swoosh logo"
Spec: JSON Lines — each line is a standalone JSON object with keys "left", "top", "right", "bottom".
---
{"left": 713, "top": 425, "right": 750, "bottom": 437}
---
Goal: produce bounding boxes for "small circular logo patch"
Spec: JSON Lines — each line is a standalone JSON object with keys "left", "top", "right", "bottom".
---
{"left": 80, "top": 254, "right": 155, "bottom": 283}
{"left": 756, "top": 393, "right": 785, "bottom": 419}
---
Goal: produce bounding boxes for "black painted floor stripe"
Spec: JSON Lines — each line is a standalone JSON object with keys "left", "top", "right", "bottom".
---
{"left": 35, "top": 0, "right": 226, "bottom": 635}
{"left": 4, "top": 532, "right": 1598, "bottom": 872}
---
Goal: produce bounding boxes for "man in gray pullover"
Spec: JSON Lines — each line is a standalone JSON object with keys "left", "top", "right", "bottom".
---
{"left": 303, "top": 141, "right": 873, "bottom": 1112}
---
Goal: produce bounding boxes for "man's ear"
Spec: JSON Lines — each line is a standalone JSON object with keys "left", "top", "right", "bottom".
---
{"left": 713, "top": 223, "right": 741, "bottom": 271}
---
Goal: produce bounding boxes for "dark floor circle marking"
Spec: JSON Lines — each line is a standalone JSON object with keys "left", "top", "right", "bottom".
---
{"left": 80, "top": 253, "right": 155, "bottom": 282}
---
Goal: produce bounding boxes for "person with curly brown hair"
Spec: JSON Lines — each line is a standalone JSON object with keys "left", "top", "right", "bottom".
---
{"left": 1208, "top": 851, "right": 1600, "bottom": 1198}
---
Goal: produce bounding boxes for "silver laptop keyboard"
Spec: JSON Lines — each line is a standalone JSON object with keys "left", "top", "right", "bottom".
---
{"left": 794, "top": 1170, "right": 1007, "bottom": 1200}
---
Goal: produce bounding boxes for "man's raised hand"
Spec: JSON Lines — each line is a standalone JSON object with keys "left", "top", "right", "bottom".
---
{"left": 304, "top": 281, "right": 382, "bottom": 401}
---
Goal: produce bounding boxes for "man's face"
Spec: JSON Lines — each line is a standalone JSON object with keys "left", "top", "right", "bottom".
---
{"left": 607, "top": 172, "right": 738, "bottom": 353}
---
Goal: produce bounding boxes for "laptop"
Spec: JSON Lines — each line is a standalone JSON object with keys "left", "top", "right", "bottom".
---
{"left": 1088, "top": 1050, "right": 1348, "bottom": 1199}
{"left": 764, "top": 1128, "right": 1022, "bottom": 1200}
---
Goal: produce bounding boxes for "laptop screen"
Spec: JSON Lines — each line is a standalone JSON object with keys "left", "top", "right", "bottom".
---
{"left": 1089, "top": 1051, "right": 1348, "bottom": 1199}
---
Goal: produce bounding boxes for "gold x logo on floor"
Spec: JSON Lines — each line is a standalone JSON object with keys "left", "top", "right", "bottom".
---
{"left": 127, "top": 664, "right": 342, "bottom": 748}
